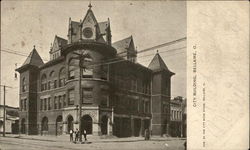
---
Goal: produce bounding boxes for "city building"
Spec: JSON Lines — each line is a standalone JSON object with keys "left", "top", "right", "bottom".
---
{"left": 169, "top": 96, "right": 186, "bottom": 137}
{"left": 16, "top": 4, "right": 175, "bottom": 137}
{"left": 0, "top": 105, "right": 19, "bottom": 134}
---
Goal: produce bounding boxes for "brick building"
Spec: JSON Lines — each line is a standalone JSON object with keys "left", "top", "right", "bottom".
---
{"left": 16, "top": 4, "right": 175, "bottom": 137}
{"left": 169, "top": 96, "right": 186, "bottom": 137}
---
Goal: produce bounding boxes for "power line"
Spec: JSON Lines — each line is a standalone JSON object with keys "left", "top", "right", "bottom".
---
{"left": 0, "top": 49, "right": 49, "bottom": 62}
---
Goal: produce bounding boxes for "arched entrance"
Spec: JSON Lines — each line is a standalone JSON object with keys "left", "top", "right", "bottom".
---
{"left": 67, "top": 115, "right": 74, "bottom": 133}
{"left": 41, "top": 117, "right": 48, "bottom": 135}
{"left": 56, "top": 116, "right": 63, "bottom": 136}
{"left": 21, "top": 118, "right": 26, "bottom": 134}
{"left": 101, "top": 116, "right": 108, "bottom": 135}
{"left": 81, "top": 115, "right": 92, "bottom": 134}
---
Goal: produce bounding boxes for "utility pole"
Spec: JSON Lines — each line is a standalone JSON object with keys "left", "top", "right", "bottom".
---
{"left": 3, "top": 85, "right": 6, "bottom": 137}
{"left": 72, "top": 51, "right": 89, "bottom": 142}
{"left": 79, "top": 54, "right": 83, "bottom": 142}
{"left": 0, "top": 84, "right": 12, "bottom": 137}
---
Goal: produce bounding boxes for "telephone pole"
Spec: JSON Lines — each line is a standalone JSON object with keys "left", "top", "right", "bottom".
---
{"left": 0, "top": 85, "right": 12, "bottom": 137}
{"left": 72, "top": 51, "right": 89, "bottom": 142}
{"left": 3, "top": 85, "right": 6, "bottom": 137}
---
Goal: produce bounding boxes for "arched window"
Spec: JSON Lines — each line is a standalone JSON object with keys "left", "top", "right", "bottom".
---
{"left": 68, "top": 59, "right": 75, "bottom": 80}
{"left": 82, "top": 57, "right": 93, "bottom": 78}
{"left": 59, "top": 68, "right": 66, "bottom": 87}
{"left": 41, "top": 74, "right": 47, "bottom": 91}
{"left": 48, "top": 71, "right": 55, "bottom": 90}
{"left": 22, "top": 77, "right": 27, "bottom": 92}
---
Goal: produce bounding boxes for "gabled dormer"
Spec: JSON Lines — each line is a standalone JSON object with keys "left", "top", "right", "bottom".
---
{"left": 49, "top": 35, "right": 67, "bottom": 60}
{"left": 112, "top": 35, "right": 137, "bottom": 62}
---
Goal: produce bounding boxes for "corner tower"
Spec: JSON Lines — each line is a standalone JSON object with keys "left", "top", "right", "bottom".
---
{"left": 148, "top": 52, "right": 175, "bottom": 136}
{"left": 16, "top": 46, "right": 44, "bottom": 135}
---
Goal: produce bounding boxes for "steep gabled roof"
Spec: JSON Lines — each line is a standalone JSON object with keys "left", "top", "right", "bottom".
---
{"left": 112, "top": 36, "right": 133, "bottom": 54}
{"left": 56, "top": 36, "right": 67, "bottom": 46}
{"left": 81, "top": 7, "right": 98, "bottom": 26}
{"left": 22, "top": 47, "right": 44, "bottom": 67}
{"left": 148, "top": 52, "right": 174, "bottom": 75}
{"left": 51, "top": 35, "right": 67, "bottom": 52}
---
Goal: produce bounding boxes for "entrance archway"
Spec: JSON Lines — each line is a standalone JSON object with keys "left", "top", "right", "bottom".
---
{"left": 56, "top": 115, "right": 63, "bottom": 136}
{"left": 101, "top": 116, "right": 108, "bottom": 135}
{"left": 41, "top": 117, "right": 48, "bottom": 135}
{"left": 21, "top": 118, "right": 26, "bottom": 134}
{"left": 67, "top": 115, "right": 74, "bottom": 133}
{"left": 81, "top": 115, "right": 92, "bottom": 134}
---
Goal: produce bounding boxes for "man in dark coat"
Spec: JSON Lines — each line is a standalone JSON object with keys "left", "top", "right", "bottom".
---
{"left": 75, "top": 129, "right": 79, "bottom": 142}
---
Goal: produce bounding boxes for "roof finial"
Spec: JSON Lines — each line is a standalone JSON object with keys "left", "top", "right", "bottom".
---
{"left": 156, "top": 50, "right": 159, "bottom": 53}
{"left": 88, "top": 2, "right": 92, "bottom": 9}
{"left": 33, "top": 45, "right": 36, "bottom": 49}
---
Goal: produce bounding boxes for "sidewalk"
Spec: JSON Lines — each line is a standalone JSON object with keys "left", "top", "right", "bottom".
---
{"left": 3, "top": 134, "right": 186, "bottom": 143}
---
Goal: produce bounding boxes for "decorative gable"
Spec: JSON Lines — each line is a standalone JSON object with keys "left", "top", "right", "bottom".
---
{"left": 81, "top": 7, "right": 98, "bottom": 40}
{"left": 50, "top": 35, "right": 67, "bottom": 60}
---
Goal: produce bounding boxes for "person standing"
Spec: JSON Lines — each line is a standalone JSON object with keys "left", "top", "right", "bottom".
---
{"left": 69, "top": 129, "right": 74, "bottom": 142}
{"left": 83, "top": 129, "right": 87, "bottom": 141}
{"left": 75, "top": 128, "right": 79, "bottom": 142}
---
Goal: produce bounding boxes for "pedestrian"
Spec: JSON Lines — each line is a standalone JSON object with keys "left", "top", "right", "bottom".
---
{"left": 184, "top": 141, "right": 187, "bottom": 150}
{"left": 75, "top": 128, "right": 79, "bottom": 142}
{"left": 69, "top": 129, "right": 74, "bottom": 142}
{"left": 83, "top": 129, "right": 87, "bottom": 141}
{"left": 144, "top": 129, "right": 149, "bottom": 140}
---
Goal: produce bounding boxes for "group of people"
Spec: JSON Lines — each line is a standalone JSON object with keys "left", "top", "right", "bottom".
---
{"left": 69, "top": 128, "right": 87, "bottom": 142}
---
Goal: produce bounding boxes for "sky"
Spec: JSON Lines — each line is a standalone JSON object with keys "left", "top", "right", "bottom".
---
{"left": 1, "top": 1, "right": 186, "bottom": 107}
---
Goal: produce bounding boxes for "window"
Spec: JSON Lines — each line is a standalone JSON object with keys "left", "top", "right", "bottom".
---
{"left": 41, "top": 74, "right": 47, "bottom": 91}
{"left": 100, "top": 65, "right": 108, "bottom": 80}
{"left": 68, "top": 59, "right": 75, "bottom": 80}
{"left": 82, "top": 57, "right": 93, "bottom": 78}
{"left": 54, "top": 80, "right": 57, "bottom": 88}
{"left": 20, "top": 100, "right": 23, "bottom": 111}
{"left": 82, "top": 88, "right": 93, "bottom": 104}
{"left": 54, "top": 96, "right": 57, "bottom": 109}
{"left": 48, "top": 97, "right": 51, "bottom": 110}
{"left": 145, "top": 101, "right": 150, "bottom": 113}
{"left": 131, "top": 77, "right": 137, "bottom": 91}
{"left": 22, "top": 77, "right": 27, "bottom": 92}
{"left": 58, "top": 96, "right": 61, "bottom": 109}
{"left": 40, "top": 99, "right": 43, "bottom": 110}
{"left": 59, "top": 68, "right": 66, "bottom": 87}
{"left": 68, "top": 89, "right": 74, "bottom": 105}
{"left": 48, "top": 81, "right": 51, "bottom": 90}
{"left": 44, "top": 98, "right": 47, "bottom": 110}
{"left": 24, "top": 99, "right": 27, "bottom": 111}
{"left": 63, "top": 95, "right": 66, "bottom": 107}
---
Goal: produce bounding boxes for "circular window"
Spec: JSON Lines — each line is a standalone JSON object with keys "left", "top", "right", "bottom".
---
{"left": 83, "top": 27, "right": 93, "bottom": 38}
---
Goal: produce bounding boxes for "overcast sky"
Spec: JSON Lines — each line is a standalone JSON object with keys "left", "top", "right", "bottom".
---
{"left": 1, "top": 1, "right": 186, "bottom": 107}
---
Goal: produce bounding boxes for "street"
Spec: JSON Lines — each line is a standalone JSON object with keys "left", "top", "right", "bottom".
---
{"left": 0, "top": 135, "right": 186, "bottom": 150}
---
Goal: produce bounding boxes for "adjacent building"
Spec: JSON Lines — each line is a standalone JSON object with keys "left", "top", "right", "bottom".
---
{"left": 0, "top": 105, "right": 19, "bottom": 134}
{"left": 170, "top": 96, "right": 186, "bottom": 137}
{"left": 16, "top": 4, "right": 175, "bottom": 137}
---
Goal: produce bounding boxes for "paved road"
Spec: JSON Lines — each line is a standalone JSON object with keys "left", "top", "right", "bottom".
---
{"left": 0, "top": 136, "right": 186, "bottom": 150}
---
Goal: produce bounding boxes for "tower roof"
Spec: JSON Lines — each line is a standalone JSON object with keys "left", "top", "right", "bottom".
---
{"left": 22, "top": 46, "right": 44, "bottom": 67}
{"left": 148, "top": 52, "right": 174, "bottom": 75}
{"left": 16, "top": 46, "right": 44, "bottom": 73}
